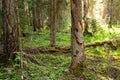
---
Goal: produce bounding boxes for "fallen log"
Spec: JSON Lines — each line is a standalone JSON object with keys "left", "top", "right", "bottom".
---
{"left": 85, "top": 38, "right": 119, "bottom": 48}
{"left": 85, "top": 40, "right": 112, "bottom": 47}
{"left": 0, "top": 39, "right": 118, "bottom": 54}
{"left": 23, "top": 46, "right": 71, "bottom": 54}
{"left": 23, "top": 39, "right": 119, "bottom": 54}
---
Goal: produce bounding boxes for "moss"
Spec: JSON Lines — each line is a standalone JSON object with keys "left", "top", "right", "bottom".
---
{"left": 72, "top": 62, "right": 86, "bottom": 77}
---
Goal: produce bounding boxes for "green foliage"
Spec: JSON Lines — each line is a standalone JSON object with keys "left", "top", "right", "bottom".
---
{"left": 22, "top": 53, "right": 71, "bottom": 80}
{"left": 86, "top": 72, "right": 96, "bottom": 80}
{"left": 14, "top": 52, "right": 21, "bottom": 68}
{"left": 1, "top": 0, "right": 120, "bottom": 79}
{"left": 90, "top": 19, "right": 97, "bottom": 33}
{"left": 22, "top": 30, "right": 50, "bottom": 47}
{"left": 22, "top": 29, "right": 71, "bottom": 47}
{"left": 0, "top": 68, "right": 21, "bottom": 80}
{"left": 84, "top": 28, "right": 117, "bottom": 43}
{"left": 0, "top": 47, "right": 120, "bottom": 80}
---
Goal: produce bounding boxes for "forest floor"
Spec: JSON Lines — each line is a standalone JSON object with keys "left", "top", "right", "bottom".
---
{"left": 26, "top": 50, "right": 120, "bottom": 80}
{"left": 0, "top": 27, "right": 120, "bottom": 80}
{"left": 0, "top": 50, "right": 120, "bottom": 80}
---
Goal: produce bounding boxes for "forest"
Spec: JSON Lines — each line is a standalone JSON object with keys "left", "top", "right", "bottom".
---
{"left": 0, "top": 0, "right": 120, "bottom": 80}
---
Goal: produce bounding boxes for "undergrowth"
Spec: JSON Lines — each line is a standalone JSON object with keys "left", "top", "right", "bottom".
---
{"left": 0, "top": 26, "right": 120, "bottom": 80}
{"left": 0, "top": 48, "right": 120, "bottom": 80}
{"left": 22, "top": 27, "right": 119, "bottom": 47}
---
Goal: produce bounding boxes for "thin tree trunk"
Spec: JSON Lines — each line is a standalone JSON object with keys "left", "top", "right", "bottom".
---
{"left": 83, "top": 0, "right": 89, "bottom": 35}
{"left": 109, "top": 0, "right": 113, "bottom": 28}
{"left": 1, "top": 0, "right": 21, "bottom": 63}
{"left": 101, "top": 0, "right": 107, "bottom": 22}
{"left": 32, "top": 3, "right": 37, "bottom": 32}
{"left": 50, "top": 0, "right": 57, "bottom": 47}
{"left": 32, "top": 1, "right": 41, "bottom": 32}
{"left": 36, "top": 0, "right": 41, "bottom": 31}
{"left": 28, "top": 5, "right": 33, "bottom": 27}
{"left": 70, "top": 0, "right": 86, "bottom": 77}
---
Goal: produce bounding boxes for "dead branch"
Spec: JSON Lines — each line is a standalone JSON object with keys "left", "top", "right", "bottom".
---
{"left": 23, "top": 39, "right": 119, "bottom": 54}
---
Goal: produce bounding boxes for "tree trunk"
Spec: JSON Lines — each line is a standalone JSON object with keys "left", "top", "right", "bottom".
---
{"left": 108, "top": 0, "right": 113, "bottom": 28}
{"left": 101, "top": 0, "right": 107, "bottom": 23}
{"left": 32, "top": 3, "right": 37, "bottom": 32}
{"left": 50, "top": 0, "right": 57, "bottom": 47}
{"left": 83, "top": 0, "right": 92, "bottom": 36}
{"left": 1, "top": 0, "right": 21, "bottom": 63}
{"left": 36, "top": 0, "right": 41, "bottom": 31}
{"left": 70, "top": 0, "right": 86, "bottom": 77}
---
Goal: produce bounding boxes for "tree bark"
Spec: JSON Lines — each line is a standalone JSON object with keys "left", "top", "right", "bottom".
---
{"left": 70, "top": 0, "right": 86, "bottom": 77}
{"left": 83, "top": 0, "right": 92, "bottom": 36}
{"left": 108, "top": 0, "right": 113, "bottom": 28}
{"left": 36, "top": 0, "right": 41, "bottom": 31}
{"left": 1, "top": 0, "right": 21, "bottom": 63}
{"left": 50, "top": 0, "right": 57, "bottom": 47}
{"left": 32, "top": 0, "right": 42, "bottom": 32}
{"left": 32, "top": 3, "right": 37, "bottom": 32}
{"left": 83, "top": 0, "right": 88, "bottom": 34}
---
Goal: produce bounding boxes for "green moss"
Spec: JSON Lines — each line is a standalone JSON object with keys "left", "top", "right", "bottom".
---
{"left": 72, "top": 62, "right": 86, "bottom": 77}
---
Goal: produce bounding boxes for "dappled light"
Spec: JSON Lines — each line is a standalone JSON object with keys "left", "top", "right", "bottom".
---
{"left": 0, "top": 0, "right": 120, "bottom": 80}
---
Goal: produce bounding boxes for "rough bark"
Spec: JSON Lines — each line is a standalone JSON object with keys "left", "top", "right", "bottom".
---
{"left": 1, "top": 0, "right": 21, "bottom": 63}
{"left": 70, "top": 0, "right": 86, "bottom": 76}
{"left": 50, "top": 0, "right": 57, "bottom": 47}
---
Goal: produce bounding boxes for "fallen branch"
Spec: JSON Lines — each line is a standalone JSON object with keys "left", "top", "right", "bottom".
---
{"left": 0, "top": 39, "right": 118, "bottom": 54}
{"left": 85, "top": 39, "right": 120, "bottom": 47}
{"left": 84, "top": 40, "right": 112, "bottom": 47}
{"left": 22, "top": 53, "right": 40, "bottom": 65}
{"left": 23, "top": 39, "right": 119, "bottom": 54}
{"left": 23, "top": 46, "right": 71, "bottom": 54}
